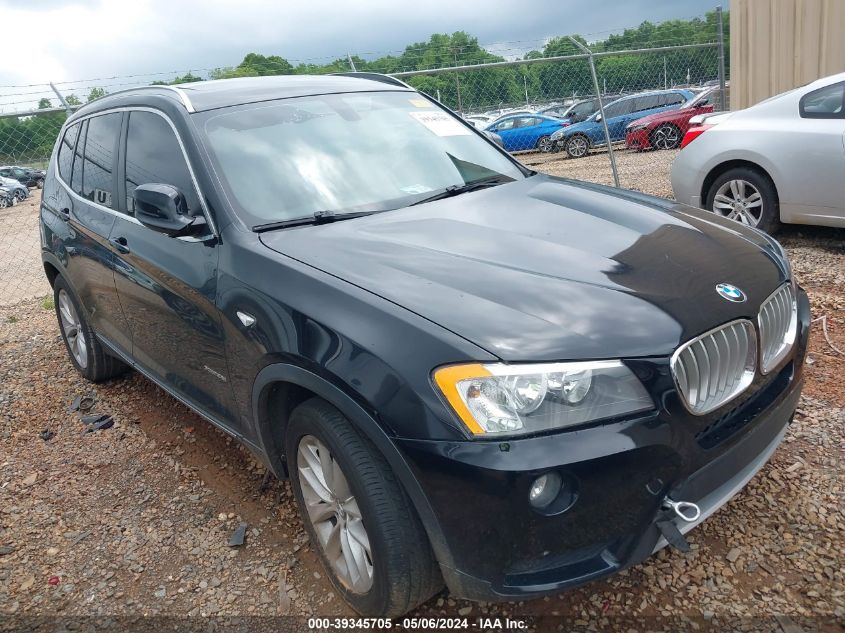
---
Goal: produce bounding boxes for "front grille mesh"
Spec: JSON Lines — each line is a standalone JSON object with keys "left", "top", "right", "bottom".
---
{"left": 671, "top": 320, "right": 757, "bottom": 415}
{"left": 758, "top": 284, "right": 797, "bottom": 374}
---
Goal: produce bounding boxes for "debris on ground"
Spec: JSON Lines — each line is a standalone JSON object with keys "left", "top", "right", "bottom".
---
{"left": 39, "top": 429, "right": 55, "bottom": 441}
{"left": 228, "top": 523, "right": 248, "bottom": 547}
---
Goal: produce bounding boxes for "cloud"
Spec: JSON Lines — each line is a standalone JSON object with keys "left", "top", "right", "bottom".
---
{"left": 0, "top": 0, "right": 716, "bottom": 108}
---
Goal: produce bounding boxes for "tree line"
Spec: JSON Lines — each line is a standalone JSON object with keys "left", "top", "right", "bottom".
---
{"left": 0, "top": 10, "right": 727, "bottom": 165}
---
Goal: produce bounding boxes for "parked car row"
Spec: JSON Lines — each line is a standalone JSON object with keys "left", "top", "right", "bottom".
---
{"left": 550, "top": 89, "right": 696, "bottom": 157}
{"left": 0, "top": 165, "right": 46, "bottom": 189}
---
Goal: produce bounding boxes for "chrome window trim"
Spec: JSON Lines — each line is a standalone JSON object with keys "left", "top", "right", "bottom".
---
{"left": 55, "top": 106, "right": 217, "bottom": 238}
{"left": 670, "top": 318, "right": 758, "bottom": 415}
{"left": 84, "top": 85, "right": 195, "bottom": 113}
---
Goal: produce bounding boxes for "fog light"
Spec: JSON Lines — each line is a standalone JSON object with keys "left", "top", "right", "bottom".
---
{"left": 528, "top": 472, "right": 562, "bottom": 508}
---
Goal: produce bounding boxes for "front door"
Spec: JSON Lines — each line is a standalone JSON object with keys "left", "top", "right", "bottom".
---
{"left": 108, "top": 109, "right": 237, "bottom": 427}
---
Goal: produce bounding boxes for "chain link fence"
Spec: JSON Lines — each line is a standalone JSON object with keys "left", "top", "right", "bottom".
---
{"left": 0, "top": 13, "right": 727, "bottom": 306}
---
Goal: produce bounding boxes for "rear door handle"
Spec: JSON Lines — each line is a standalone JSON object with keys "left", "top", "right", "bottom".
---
{"left": 110, "top": 236, "right": 130, "bottom": 254}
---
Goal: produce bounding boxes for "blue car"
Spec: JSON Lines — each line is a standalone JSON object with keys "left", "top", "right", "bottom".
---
{"left": 484, "top": 114, "right": 568, "bottom": 153}
{"left": 550, "top": 89, "right": 695, "bottom": 158}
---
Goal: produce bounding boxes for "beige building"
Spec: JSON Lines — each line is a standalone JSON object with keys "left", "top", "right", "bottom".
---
{"left": 730, "top": 0, "right": 845, "bottom": 109}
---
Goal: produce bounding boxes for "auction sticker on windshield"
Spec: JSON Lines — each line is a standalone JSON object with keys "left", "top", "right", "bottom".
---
{"left": 408, "top": 110, "right": 472, "bottom": 136}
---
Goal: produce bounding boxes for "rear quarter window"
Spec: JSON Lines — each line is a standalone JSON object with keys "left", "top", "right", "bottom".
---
{"left": 57, "top": 123, "right": 80, "bottom": 183}
{"left": 800, "top": 82, "right": 845, "bottom": 119}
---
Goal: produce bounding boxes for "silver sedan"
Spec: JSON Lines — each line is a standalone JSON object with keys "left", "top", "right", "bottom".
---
{"left": 671, "top": 72, "right": 845, "bottom": 233}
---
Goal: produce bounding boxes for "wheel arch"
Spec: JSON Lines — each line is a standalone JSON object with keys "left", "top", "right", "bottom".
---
{"left": 251, "top": 362, "right": 457, "bottom": 576}
{"left": 700, "top": 159, "right": 780, "bottom": 212}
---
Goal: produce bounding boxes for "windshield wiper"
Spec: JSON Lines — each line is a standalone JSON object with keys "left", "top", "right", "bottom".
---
{"left": 409, "top": 175, "right": 514, "bottom": 207}
{"left": 252, "top": 210, "right": 377, "bottom": 232}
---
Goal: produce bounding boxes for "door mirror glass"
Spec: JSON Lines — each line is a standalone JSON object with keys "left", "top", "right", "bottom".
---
{"left": 594, "top": 114, "right": 602, "bottom": 122}
{"left": 133, "top": 183, "right": 205, "bottom": 237}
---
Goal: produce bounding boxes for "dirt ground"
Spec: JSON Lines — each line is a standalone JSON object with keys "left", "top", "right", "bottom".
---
{"left": 1, "top": 152, "right": 843, "bottom": 632}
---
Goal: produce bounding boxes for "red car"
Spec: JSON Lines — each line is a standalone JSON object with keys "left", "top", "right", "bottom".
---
{"left": 625, "top": 87, "right": 723, "bottom": 151}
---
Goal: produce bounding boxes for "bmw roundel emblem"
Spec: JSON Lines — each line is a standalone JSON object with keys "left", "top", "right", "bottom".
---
{"left": 716, "top": 283, "right": 746, "bottom": 302}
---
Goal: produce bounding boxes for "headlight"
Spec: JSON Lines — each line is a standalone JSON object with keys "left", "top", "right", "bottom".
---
{"left": 433, "top": 360, "right": 653, "bottom": 437}
{"left": 550, "top": 130, "right": 564, "bottom": 140}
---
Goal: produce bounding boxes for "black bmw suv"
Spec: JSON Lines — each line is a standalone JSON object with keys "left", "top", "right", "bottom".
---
{"left": 40, "top": 74, "right": 809, "bottom": 617}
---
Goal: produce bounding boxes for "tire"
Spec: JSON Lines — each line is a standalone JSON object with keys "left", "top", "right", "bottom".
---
{"left": 0, "top": 196, "right": 8, "bottom": 209}
{"left": 536, "top": 135, "right": 554, "bottom": 153}
{"left": 650, "top": 123, "right": 681, "bottom": 150}
{"left": 14, "top": 190, "right": 25, "bottom": 202}
{"left": 705, "top": 166, "right": 780, "bottom": 234}
{"left": 565, "top": 134, "right": 590, "bottom": 159}
{"left": 286, "top": 398, "right": 442, "bottom": 617}
{"left": 36, "top": 179, "right": 44, "bottom": 189}
{"left": 53, "top": 276, "right": 128, "bottom": 382}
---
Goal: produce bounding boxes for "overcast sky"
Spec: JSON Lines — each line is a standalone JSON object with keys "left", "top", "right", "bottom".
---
{"left": 0, "top": 0, "right": 721, "bottom": 108}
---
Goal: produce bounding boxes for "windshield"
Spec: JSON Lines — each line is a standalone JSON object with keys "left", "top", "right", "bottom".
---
{"left": 201, "top": 91, "right": 524, "bottom": 225}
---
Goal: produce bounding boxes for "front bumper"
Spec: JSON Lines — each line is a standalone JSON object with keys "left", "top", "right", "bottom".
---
{"left": 625, "top": 128, "right": 650, "bottom": 150}
{"left": 399, "top": 289, "right": 810, "bottom": 601}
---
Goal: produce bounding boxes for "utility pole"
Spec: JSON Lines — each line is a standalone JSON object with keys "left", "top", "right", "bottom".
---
{"left": 663, "top": 56, "right": 667, "bottom": 89}
{"left": 347, "top": 54, "right": 357, "bottom": 72}
{"left": 523, "top": 74, "right": 529, "bottom": 106}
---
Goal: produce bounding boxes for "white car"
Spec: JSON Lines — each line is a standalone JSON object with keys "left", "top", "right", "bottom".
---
{"left": 671, "top": 72, "right": 845, "bottom": 233}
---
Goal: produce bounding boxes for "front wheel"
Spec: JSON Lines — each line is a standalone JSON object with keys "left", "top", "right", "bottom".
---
{"left": 286, "top": 399, "right": 442, "bottom": 616}
{"left": 565, "top": 134, "right": 589, "bottom": 158}
{"left": 650, "top": 124, "right": 681, "bottom": 150}
{"left": 14, "top": 190, "right": 26, "bottom": 202}
{"left": 706, "top": 167, "right": 780, "bottom": 234}
{"left": 36, "top": 179, "right": 44, "bottom": 189}
{"left": 536, "top": 135, "right": 554, "bottom": 153}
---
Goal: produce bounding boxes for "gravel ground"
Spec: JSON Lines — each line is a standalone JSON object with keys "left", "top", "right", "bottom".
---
{"left": 1, "top": 152, "right": 844, "bottom": 631}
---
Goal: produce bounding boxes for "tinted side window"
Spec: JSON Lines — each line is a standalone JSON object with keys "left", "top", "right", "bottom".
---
{"left": 81, "top": 113, "right": 121, "bottom": 208}
{"left": 125, "top": 111, "right": 200, "bottom": 215}
{"left": 604, "top": 100, "right": 630, "bottom": 118}
{"left": 665, "top": 93, "right": 686, "bottom": 106}
{"left": 496, "top": 119, "right": 515, "bottom": 131}
{"left": 71, "top": 120, "right": 87, "bottom": 195}
{"left": 57, "top": 123, "right": 79, "bottom": 182}
{"left": 800, "top": 82, "right": 845, "bottom": 119}
{"left": 634, "top": 95, "right": 660, "bottom": 111}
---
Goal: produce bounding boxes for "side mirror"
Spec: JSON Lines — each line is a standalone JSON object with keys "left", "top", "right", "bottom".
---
{"left": 698, "top": 98, "right": 710, "bottom": 107}
{"left": 594, "top": 114, "right": 603, "bottom": 122}
{"left": 133, "top": 183, "right": 205, "bottom": 237}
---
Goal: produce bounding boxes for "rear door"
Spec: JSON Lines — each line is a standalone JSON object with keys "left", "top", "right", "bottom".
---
{"left": 42, "top": 113, "right": 131, "bottom": 353}
{"left": 109, "top": 109, "right": 237, "bottom": 426}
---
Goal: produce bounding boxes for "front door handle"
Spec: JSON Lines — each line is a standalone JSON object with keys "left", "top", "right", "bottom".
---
{"left": 110, "top": 236, "right": 130, "bottom": 254}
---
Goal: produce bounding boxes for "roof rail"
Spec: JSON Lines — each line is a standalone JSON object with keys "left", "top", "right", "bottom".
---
{"left": 330, "top": 72, "right": 413, "bottom": 90}
{"left": 81, "top": 84, "right": 195, "bottom": 113}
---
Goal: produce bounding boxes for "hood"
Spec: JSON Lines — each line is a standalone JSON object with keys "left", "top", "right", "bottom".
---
{"left": 259, "top": 175, "right": 787, "bottom": 362}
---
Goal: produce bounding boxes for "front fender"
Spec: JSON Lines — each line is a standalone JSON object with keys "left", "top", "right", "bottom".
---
{"left": 250, "top": 362, "right": 457, "bottom": 579}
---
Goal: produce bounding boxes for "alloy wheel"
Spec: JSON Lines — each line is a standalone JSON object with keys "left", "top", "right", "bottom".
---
{"left": 567, "top": 136, "right": 588, "bottom": 158}
{"left": 537, "top": 136, "right": 553, "bottom": 153}
{"left": 712, "top": 179, "right": 764, "bottom": 226}
{"left": 652, "top": 124, "right": 680, "bottom": 150}
{"left": 58, "top": 289, "right": 88, "bottom": 369}
{"left": 297, "top": 435, "right": 374, "bottom": 594}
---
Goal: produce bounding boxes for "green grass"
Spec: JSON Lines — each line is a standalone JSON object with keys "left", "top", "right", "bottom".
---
{"left": 41, "top": 296, "right": 54, "bottom": 311}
